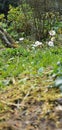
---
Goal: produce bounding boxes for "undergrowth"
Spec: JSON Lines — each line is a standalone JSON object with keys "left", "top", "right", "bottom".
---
{"left": 0, "top": 46, "right": 62, "bottom": 88}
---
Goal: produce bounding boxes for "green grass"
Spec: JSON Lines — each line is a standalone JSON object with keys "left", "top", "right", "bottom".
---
{"left": 0, "top": 46, "right": 62, "bottom": 88}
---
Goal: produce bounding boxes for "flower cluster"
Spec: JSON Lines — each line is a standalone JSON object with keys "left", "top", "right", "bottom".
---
{"left": 47, "top": 30, "right": 56, "bottom": 47}
{"left": 32, "top": 41, "right": 42, "bottom": 47}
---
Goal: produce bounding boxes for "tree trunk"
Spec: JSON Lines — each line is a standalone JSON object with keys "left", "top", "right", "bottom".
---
{"left": 0, "top": 27, "right": 18, "bottom": 48}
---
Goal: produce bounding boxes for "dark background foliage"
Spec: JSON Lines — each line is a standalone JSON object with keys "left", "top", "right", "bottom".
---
{"left": 0, "top": 0, "right": 19, "bottom": 17}
{"left": 0, "top": 0, "right": 62, "bottom": 16}
{"left": 0, "top": 0, "right": 62, "bottom": 40}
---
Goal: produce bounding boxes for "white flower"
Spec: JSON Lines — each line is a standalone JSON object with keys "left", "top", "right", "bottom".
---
{"left": 19, "top": 37, "right": 24, "bottom": 41}
{"left": 32, "top": 41, "right": 42, "bottom": 47}
{"left": 47, "top": 41, "right": 54, "bottom": 47}
{"left": 49, "top": 30, "right": 56, "bottom": 36}
{"left": 51, "top": 37, "right": 55, "bottom": 41}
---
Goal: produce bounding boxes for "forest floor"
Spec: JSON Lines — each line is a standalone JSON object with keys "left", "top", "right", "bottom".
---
{"left": 0, "top": 43, "right": 62, "bottom": 130}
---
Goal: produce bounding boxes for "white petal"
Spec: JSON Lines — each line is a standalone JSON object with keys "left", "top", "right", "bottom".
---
{"left": 51, "top": 37, "right": 55, "bottom": 41}
{"left": 19, "top": 37, "right": 24, "bottom": 41}
{"left": 47, "top": 41, "right": 54, "bottom": 47}
{"left": 35, "top": 41, "right": 42, "bottom": 46}
{"left": 49, "top": 30, "right": 56, "bottom": 36}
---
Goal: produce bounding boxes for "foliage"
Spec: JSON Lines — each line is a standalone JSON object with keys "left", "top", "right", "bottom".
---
{"left": 0, "top": 0, "right": 19, "bottom": 17}
{"left": 0, "top": 46, "right": 62, "bottom": 85}
{"left": 7, "top": 5, "right": 62, "bottom": 41}
{"left": 7, "top": 4, "right": 33, "bottom": 40}
{"left": 25, "top": 0, "right": 62, "bottom": 40}
{"left": 0, "top": 14, "right": 5, "bottom": 21}
{"left": 0, "top": 2, "right": 62, "bottom": 41}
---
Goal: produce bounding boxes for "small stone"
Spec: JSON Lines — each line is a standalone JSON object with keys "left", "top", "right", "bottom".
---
{"left": 57, "top": 61, "right": 61, "bottom": 66}
{"left": 59, "top": 85, "right": 62, "bottom": 92}
{"left": 54, "top": 77, "right": 62, "bottom": 87}
{"left": 57, "top": 98, "right": 62, "bottom": 105}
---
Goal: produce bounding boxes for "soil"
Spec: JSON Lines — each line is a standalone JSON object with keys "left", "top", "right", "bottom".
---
{"left": 0, "top": 86, "right": 62, "bottom": 130}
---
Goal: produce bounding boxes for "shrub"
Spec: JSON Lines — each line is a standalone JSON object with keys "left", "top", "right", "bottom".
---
{"left": 7, "top": 4, "right": 33, "bottom": 40}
